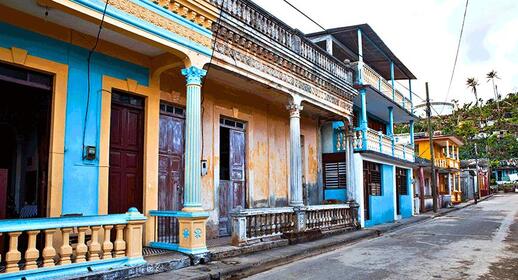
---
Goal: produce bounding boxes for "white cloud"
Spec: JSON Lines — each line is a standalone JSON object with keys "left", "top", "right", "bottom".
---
{"left": 251, "top": 0, "right": 518, "bottom": 106}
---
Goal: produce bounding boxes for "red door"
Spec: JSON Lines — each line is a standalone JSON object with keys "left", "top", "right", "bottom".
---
{"left": 219, "top": 125, "right": 246, "bottom": 236}
{"left": 108, "top": 92, "right": 144, "bottom": 214}
{"left": 158, "top": 105, "right": 185, "bottom": 211}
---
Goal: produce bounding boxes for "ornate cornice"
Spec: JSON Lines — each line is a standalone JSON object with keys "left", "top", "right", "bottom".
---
{"left": 108, "top": 0, "right": 212, "bottom": 48}
{"left": 214, "top": 39, "right": 353, "bottom": 113}
{"left": 151, "top": 0, "right": 215, "bottom": 29}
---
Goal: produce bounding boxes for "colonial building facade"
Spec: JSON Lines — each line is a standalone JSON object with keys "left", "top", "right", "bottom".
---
{"left": 307, "top": 25, "right": 417, "bottom": 227}
{"left": 414, "top": 133, "right": 463, "bottom": 211}
{"left": 0, "top": 0, "right": 414, "bottom": 279}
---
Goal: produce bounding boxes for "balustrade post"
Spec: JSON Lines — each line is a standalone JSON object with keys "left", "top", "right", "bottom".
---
{"left": 25, "top": 230, "right": 40, "bottom": 270}
{"left": 59, "top": 228, "right": 73, "bottom": 265}
{"left": 76, "top": 226, "right": 89, "bottom": 263}
{"left": 88, "top": 226, "right": 102, "bottom": 261}
{"left": 231, "top": 211, "right": 247, "bottom": 246}
{"left": 113, "top": 224, "right": 126, "bottom": 258}
{"left": 102, "top": 225, "right": 114, "bottom": 259}
{"left": 42, "top": 229, "right": 56, "bottom": 267}
{"left": 293, "top": 207, "right": 306, "bottom": 232}
{"left": 124, "top": 208, "right": 147, "bottom": 265}
{"left": 6, "top": 231, "right": 22, "bottom": 272}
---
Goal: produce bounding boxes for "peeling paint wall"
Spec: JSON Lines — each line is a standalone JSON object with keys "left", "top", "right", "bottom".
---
{"left": 160, "top": 75, "right": 320, "bottom": 238}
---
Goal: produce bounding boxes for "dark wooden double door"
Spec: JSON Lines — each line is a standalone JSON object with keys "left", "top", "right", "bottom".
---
{"left": 108, "top": 92, "right": 145, "bottom": 214}
{"left": 218, "top": 122, "right": 246, "bottom": 236}
{"left": 109, "top": 97, "right": 186, "bottom": 216}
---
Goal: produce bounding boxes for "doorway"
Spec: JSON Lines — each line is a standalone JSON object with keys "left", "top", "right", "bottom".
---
{"left": 158, "top": 103, "right": 185, "bottom": 211}
{"left": 218, "top": 117, "right": 246, "bottom": 236}
{"left": 363, "top": 161, "right": 382, "bottom": 220}
{"left": 395, "top": 167, "right": 408, "bottom": 215}
{"left": 0, "top": 62, "right": 52, "bottom": 220}
{"left": 108, "top": 91, "right": 144, "bottom": 214}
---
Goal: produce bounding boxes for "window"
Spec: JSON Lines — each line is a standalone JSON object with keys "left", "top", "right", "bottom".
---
{"left": 323, "top": 153, "right": 346, "bottom": 189}
{"left": 396, "top": 168, "right": 408, "bottom": 195}
{"left": 364, "top": 161, "right": 381, "bottom": 196}
{"left": 160, "top": 103, "right": 185, "bottom": 117}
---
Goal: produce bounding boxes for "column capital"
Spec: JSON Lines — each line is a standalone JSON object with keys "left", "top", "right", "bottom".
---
{"left": 286, "top": 102, "right": 303, "bottom": 118}
{"left": 181, "top": 66, "right": 207, "bottom": 85}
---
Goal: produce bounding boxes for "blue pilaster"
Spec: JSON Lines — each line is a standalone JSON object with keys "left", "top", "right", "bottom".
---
{"left": 357, "top": 29, "right": 363, "bottom": 84}
{"left": 388, "top": 107, "right": 394, "bottom": 156}
{"left": 408, "top": 79, "right": 413, "bottom": 113}
{"left": 360, "top": 88, "right": 368, "bottom": 150}
{"left": 390, "top": 61, "right": 395, "bottom": 100}
{"left": 181, "top": 66, "right": 207, "bottom": 210}
{"left": 409, "top": 120, "right": 415, "bottom": 146}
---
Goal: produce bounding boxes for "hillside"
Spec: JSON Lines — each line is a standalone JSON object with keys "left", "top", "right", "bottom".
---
{"left": 397, "top": 92, "right": 518, "bottom": 161}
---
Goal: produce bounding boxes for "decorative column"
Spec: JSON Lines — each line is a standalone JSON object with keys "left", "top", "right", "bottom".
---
{"left": 388, "top": 106, "right": 394, "bottom": 156}
{"left": 179, "top": 66, "right": 209, "bottom": 259}
{"left": 390, "top": 61, "right": 395, "bottom": 100}
{"left": 360, "top": 89, "right": 368, "bottom": 149}
{"left": 287, "top": 96, "right": 304, "bottom": 207}
{"left": 409, "top": 120, "right": 415, "bottom": 145}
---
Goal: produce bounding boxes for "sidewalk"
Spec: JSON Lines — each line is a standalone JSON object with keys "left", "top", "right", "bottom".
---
{"left": 137, "top": 194, "right": 494, "bottom": 280}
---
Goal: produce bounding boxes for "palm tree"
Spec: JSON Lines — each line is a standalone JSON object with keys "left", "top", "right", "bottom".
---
{"left": 466, "top": 77, "right": 480, "bottom": 106}
{"left": 466, "top": 77, "right": 483, "bottom": 127}
{"left": 486, "top": 70, "right": 500, "bottom": 111}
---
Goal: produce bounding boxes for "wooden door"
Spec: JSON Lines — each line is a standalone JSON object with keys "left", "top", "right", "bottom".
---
{"left": 218, "top": 127, "right": 246, "bottom": 236}
{"left": 108, "top": 92, "right": 144, "bottom": 214}
{"left": 363, "top": 169, "right": 370, "bottom": 220}
{"left": 158, "top": 109, "right": 185, "bottom": 211}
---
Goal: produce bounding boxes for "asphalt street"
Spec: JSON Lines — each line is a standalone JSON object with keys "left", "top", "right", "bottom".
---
{"left": 246, "top": 194, "right": 518, "bottom": 280}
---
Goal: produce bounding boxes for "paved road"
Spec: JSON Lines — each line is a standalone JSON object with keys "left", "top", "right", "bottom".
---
{"left": 246, "top": 194, "right": 518, "bottom": 280}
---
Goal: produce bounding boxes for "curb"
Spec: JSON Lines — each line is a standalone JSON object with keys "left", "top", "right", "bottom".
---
{"left": 143, "top": 195, "right": 495, "bottom": 280}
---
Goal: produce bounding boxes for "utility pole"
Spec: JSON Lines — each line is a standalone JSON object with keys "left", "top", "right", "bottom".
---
{"left": 426, "top": 82, "right": 438, "bottom": 213}
{"left": 473, "top": 143, "right": 479, "bottom": 204}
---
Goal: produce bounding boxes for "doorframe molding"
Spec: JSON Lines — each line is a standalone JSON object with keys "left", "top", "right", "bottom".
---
{"left": 0, "top": 46, "right": 68, "bottom": 218}
{"left": 99, "top": 75, "right": 159, "bottom": 244}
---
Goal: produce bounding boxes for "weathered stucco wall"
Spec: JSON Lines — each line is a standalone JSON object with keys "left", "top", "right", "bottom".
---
{"left": 160, "top": 74, "right": 320, "bottom": 238}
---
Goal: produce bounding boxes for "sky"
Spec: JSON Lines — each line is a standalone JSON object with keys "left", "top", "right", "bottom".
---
{"left": 251, "top": 0, "right": 518, "bottom": 109}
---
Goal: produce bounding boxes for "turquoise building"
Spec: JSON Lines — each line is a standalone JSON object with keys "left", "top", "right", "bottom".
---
{"left": 308, "top": 24, "right": 417, "bottom": 227}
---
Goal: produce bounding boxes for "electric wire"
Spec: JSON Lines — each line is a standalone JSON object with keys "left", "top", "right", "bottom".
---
{"left": 83, "top": 0, "right": 109, "bottom": 159}
{"left": 440, "top": 0, "right": 469, "bottom": 115}
{"left": 281, "top": 0, "right": 326, "bottom": 31}
{"left": 199, "top": 0, "right": 226, "bottom": 159}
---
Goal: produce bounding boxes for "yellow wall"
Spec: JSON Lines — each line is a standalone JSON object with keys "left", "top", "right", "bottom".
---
{"left": 160, "top": 73, "right": 320, "bottom": 238}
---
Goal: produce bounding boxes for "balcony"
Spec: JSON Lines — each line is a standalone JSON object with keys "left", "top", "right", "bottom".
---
{"left": 353, "top": 128, "right": 414, "bottom": 162}
{"left": 352, "top": 62, "right": 412, "bottom": 113}
{"left": 434, "top": 157, "right": 460, "bottom": 169}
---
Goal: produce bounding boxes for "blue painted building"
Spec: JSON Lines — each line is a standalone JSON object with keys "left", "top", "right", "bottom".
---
{"left": 308, "top": 24, "right": 417, "bottom": 227}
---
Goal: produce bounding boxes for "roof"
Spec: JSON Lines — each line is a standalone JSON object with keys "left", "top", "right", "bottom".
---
{"left": 306, "top": 24, "right": 416, "bottom": 80}
{"left": 415, "top": 134, "right": 464, "bottom": 146}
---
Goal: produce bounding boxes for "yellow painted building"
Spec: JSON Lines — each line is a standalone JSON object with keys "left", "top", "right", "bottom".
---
{"left": 414, "top": 134, "right": 463, "bottom": 209}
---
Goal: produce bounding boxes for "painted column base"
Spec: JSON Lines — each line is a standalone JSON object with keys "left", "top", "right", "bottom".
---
{"left": 177, "top": 211, "right": 209, "bottom": 263}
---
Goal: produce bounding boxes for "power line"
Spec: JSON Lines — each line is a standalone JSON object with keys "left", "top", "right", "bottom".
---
{"left": 281, "top": 0, "right": 439, "bottom": 120}
{"left": 282, "top": 0, "right": 326, "bottom": 31}
{"left": 441, "top": 0, "right": 469, "bottom": 114}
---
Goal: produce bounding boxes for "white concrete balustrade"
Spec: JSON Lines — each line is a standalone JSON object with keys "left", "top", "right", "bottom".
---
{"left": 230, "top": 204, "right": 359, "bottom": 246}
{"left": 352, "top": 62, "right": 413, "bottom": 112}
